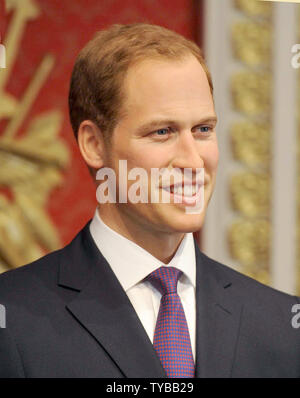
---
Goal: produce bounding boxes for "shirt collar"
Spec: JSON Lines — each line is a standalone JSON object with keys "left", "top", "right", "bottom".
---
{"left": 89, "top": 208, "right": 196, "bottom": 292}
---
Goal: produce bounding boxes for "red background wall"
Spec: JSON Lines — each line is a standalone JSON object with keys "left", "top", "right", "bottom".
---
{"left": 0, "top": 0, "right": 203, "bottom": 248}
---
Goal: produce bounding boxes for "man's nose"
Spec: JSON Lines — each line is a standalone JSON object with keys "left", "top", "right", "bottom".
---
{"left": 171, "top": 130, "right": 204, "bottom": 171}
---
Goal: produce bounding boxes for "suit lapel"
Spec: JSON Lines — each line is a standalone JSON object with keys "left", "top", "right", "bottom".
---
{"left": 59, "top": 223, "right": 242, "bottom": 378}
{"left": 59, "top": 223, "right": 166, "bottom": 378}
{"left": 194, "top": 244, "right": 243, "bottom": 378}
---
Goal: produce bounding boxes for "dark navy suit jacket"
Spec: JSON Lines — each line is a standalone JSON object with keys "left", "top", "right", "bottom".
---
{"left": 0, "top": 221, "right": 300, "bottom": 377}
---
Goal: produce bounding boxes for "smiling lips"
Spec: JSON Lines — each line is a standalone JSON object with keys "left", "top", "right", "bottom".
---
{"left": 162, "top": 183, "right": 204, "bottom": 205}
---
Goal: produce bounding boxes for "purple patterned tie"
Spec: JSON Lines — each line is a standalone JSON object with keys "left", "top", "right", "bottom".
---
{"left": 147, "top": 266, "right": 195, "bottom": 378}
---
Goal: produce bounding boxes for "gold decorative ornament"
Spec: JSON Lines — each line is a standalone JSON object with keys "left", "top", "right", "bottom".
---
{"left": 0, "top": 0, "right": 70, "bottom": 272}
{"left": 231, "top": 71, "right": 272, "bottom": 116}
{"left": 231, "top": 21, "right": 272, "bottom": 67}
{"left": 228, "top": 219, "right": 270, "bottom": 284}
{"left": 229, "top": 0, "right": 273, "bottom": 284}
{"left": 230, "top": 121, "right": 271, "bottom": 167}
{"left": 230, "top": 172, "right": 270, "bottom": 218}
{"left": 234, "top": 0, "right": 272, "bottom": 18}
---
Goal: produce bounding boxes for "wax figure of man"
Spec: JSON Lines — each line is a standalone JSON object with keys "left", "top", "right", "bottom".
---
{"left": 0, "top": 23, "right": 300, "bottom": 378}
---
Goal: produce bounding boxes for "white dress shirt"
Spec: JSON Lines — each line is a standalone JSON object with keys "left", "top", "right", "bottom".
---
{"left": 89, "top": 208, "right": 196, "bottom": 361}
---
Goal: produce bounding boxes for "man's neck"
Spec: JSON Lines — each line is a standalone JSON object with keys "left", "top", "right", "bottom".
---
{"left": 97, "top": 206, "right": 185, "bottom": 264}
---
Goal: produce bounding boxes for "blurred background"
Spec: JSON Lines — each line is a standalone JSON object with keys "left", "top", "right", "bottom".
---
{"left": 0, "top": 0, "right": 299, "bottom": 296}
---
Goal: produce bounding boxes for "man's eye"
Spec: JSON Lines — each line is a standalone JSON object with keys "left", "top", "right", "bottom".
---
{"left": 154, "top": 128, "right": 170, "bottom": 136}
{"left": 198, "top": 126, "right": 212, "bottom": 133}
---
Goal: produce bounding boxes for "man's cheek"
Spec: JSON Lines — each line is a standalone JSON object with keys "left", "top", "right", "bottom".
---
{"left": 210, "top": 144, "right": 219, "bottom": 168}
{"left": 204, "top": 147, "right": 219, "bottom": 171}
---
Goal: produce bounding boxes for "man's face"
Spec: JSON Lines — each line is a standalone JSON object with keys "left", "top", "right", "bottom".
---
{"left": 103, "top": 55, "right": 219, "bottom": 235}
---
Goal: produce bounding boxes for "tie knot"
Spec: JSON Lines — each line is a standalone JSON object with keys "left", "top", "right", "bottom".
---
{"left": 147, "top": 266, "right": 182, "bottom": 296}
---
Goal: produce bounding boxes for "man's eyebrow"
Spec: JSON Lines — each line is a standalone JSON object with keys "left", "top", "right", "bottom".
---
{"left": 135, "top": 116, "right": 218, "bottom": 134}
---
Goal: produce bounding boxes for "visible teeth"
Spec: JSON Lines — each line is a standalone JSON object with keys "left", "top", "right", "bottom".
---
{"left": 170, "top": 185, "right": 199, "bottom": 196}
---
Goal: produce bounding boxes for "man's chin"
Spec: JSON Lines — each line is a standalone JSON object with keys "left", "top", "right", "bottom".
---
{"left": 162, "top": 212, "right": 205, "bottom": 234}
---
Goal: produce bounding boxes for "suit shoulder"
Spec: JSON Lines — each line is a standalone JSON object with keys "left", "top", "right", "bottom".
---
{"left": 0, "top": 223, "right": 91, "bottom": 304}
{"left": 199, "top": 250, "right": 298, "bottom": 303}
{"left": 0, "top": 248, "right": 63, "bottom": 299}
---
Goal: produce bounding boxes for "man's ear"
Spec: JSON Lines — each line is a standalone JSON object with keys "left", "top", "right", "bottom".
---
{"left": 77, "top": 120, "right": 107, "bottom": 170}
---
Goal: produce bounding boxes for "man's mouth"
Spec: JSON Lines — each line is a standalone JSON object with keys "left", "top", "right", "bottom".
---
{"left": 161, "top": 182, "right": 204, "bottom": 205}
{"left": 162, "top": 183, "right": 201, "bottom": 197}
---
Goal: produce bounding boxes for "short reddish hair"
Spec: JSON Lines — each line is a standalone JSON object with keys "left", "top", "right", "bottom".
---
{"left": 68, "top": 23, "right": 213, "bottom": 142}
